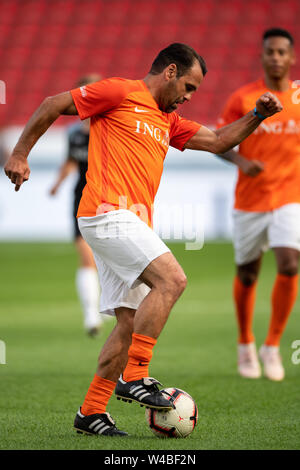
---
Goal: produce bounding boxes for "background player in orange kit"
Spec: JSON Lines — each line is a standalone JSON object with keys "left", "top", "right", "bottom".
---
{"left": 4, "top": 43, "right": 283, "bottom": 436}
{"left": 217, "top": 29, "right": 300, "bottom": 381}
{"left": 49, "top": 74, "right": 110, "bottom": 338}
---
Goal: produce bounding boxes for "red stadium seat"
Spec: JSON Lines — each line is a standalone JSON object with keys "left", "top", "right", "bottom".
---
{"left": 180, "top": 0, "right": 214, "bottom": 25}
{"left": 7, "top": 25, "right": 39, "bottom": 48}
{"left": 0, "top": 1, "right": 18, "bottom": 26}
{"left": 54, "top": 47, "right": 86, "bottom": 69}
{"left": 0, "top": 70, "right": 23, "bottom": 121}
{"left": 35, "top": 25, "right": 66, "bottom": 47}
{"left": 63, "top": 25, "right": 96, "bottom": 47}
{"left": 27, "top": 47, "right": 58, "bottom": 70}
{"left": 118, "top": 24, "right": 151, "bottom": 46}
{"left": 151, "top": 2, "right": 184, "bottom": 25}
{"left": 125, "top": 1, "right": 158, "bottom": 24}
{"left": 98, "top": 1, "right": 130, "bottom": 24}
{"left": 83, "top": 47, "right": 115, "bottom": 71}
{"left": 89, "top": 24, "right": 123, "bottom": 47}
{"left": 1, "top": 46, "right": 31, "bottom": 69}
{"left": 148, "top": 24, "right": 180, "bottom": 46}
{"left": 70, "top": 1, "right": 102, "bottom": 24}
{"left": 229, "top": 46, "right": 260, "bottom": 68}
{"left": 14, "top": 1, "right": 45, "bottom": 25}
{"left": 41, "top": 0, "right": 75, "bottom": 25}
{"left": 203, "top": 46, "right": 230, "bottom": 69}
{"left": 176, "top": 25, "right": 208, "bottom": 49}
{"left": 0, "top": 24, "right": 12, "bottom": 47}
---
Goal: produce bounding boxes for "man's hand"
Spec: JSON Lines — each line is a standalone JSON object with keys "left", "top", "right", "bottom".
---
{"left": 4, "top": 91, "right": 78, "bottom": 192}
{"left": 49, "top": 183, "right": 59, "bottom": 196}
{"left": 239, "top": 158, "right": 264, "bottom": 177}
{"left": 4, "top": 153, "right": 30, "bottom": 192}
{"left": 256, "top": 92, "right": 283, "bottom": 118}
{"left": 216, "top": 148, "right": 264, "bottom": 177}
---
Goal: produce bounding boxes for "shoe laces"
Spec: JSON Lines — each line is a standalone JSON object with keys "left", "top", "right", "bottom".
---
{"left": 143, "top": 377, "right": 162, "bottom": 394}
{"left": 146, "top": 382, "right": 160, "bottom": 394}
{"left": 266, "top": 349, "right": 282, "bottom": 365}
{"left": 239, "top": 349, "right": 257, "bottom": 365}
{"left": 104, "top": 412, "right": 116, "bottom": 427}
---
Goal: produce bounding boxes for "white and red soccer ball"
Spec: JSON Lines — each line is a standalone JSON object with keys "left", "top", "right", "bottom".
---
{"left": 145, "top": 388, "right": 198, "bottom": 438}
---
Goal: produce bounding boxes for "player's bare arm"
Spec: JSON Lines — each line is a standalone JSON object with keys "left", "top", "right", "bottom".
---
{"left": 4, "top": 91, "right": 77, "bottom": 191}
{"left": 185, "top": 92, "right": 283, "bottom": 154}
{"left": 217, "top": 149, "right": 265, "bottom": 177}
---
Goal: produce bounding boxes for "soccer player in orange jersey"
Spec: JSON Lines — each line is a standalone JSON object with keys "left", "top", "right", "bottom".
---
{"left": 217, "top": 29, "right": 300, "bottom": 381}
{"left": 4, "top": 43, "right": 282, "bottom": 436}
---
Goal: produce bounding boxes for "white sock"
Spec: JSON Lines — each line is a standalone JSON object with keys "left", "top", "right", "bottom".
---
{"left": 76, "top": 267, "right": 102, "bottom": 330}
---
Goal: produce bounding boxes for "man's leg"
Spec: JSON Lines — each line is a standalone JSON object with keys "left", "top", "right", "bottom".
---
{"left": 135, "top": 252, "right": 187, "bottom": 338}
{"left": 264, "top": 247, "right": 299, "bottom": 347}
{"left": 259, "top": 203, "right": 300, "bottom": 381}
{"left": 74, "top": 307, "right": 135, "bottom": 436}
{"left": 114, "top": 252, "right": 187, "bottom": 408}
{"left": 81, "top": 307, "right": 135, "bottom": 415}
{"left": 79, "top": 250, "right": 186, "bottom": 416}
{"left": 78, "top": 211, "right": 186, "bottom": 411}
{"left": 121, "top": 252, "right": 186, "bottom": 380}
{"left": 75, "top": 236, "right": 102, "bottom": 336}
{"left": 235, "top": 257, "right": 262, "bottom": 344}
{"left": 259, "top": 247, "right": 299, "bottom": 381}
{"left": 232, "top": 209, "right": 270, "bottom": 378}
{"left": 234, "top": 257, "right": 262, "bottom": 378}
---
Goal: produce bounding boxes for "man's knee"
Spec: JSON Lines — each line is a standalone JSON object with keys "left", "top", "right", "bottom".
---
{"left": 141, "top": 252, "right": 187, "bottom": 300}
{"left": 237, "top": 257, "right": 261, "bottom": 286}
{"left": 115, "top": 307, "right": 135, "bottom": 333}
{"left": 164, "top": 269, "right": 187, "bottom": 299}
{"left": 176, "top": 271, "right": 188, "bottom": 295}
{"left": 278, "top": 260, "right": 299, "bottom": 276}
{"left": 237, "top": 267, "right": 259, "bottom": 286}
{"left": 274, "top": 248, "right": 299, "bottom": 276}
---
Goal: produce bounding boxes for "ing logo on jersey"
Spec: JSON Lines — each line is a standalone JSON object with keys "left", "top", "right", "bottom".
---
{"left": 254, "top": 119, "right": 300, "bottom": 135}
{"left": 135, "top": 120, "right": 169, "bottom": 147}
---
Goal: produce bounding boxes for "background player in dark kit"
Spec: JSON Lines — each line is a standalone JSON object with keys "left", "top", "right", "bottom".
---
{"left": 50, "top": 74, "right": 109, "bottom": 337}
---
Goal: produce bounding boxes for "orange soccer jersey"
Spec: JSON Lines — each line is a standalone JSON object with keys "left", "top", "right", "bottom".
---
{"left": 218, "top": 79, "right": 300, "bottom": 212}
{"left": 71, "top": 78, "right": 201, "bottom": 225}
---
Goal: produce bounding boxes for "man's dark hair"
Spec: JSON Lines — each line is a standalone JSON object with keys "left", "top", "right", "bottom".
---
{"left": 263, "top": 28, "right": 294, "bottom": 46}
{"left": 149, "top": 43, "right": 207, "bottom": 78}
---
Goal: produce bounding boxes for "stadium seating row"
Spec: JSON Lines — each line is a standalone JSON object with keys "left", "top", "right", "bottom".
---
{"left": 1, "top": 0, "right": 300, "bottom": 126}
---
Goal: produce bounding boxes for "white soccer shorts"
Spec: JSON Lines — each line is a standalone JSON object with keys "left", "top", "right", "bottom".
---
{"left": 233, "top": 203, "right": 300, "bottom": 265}
{"left": 78, "top": 210, "right": 170, "bottom": 316}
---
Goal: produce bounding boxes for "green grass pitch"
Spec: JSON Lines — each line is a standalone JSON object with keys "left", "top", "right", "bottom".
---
{"left": 0, "top": 242, "right": 299, "bottom": 450}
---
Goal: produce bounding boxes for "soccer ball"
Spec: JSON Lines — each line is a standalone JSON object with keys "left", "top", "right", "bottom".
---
{"left": 145, "top": 388, "right": 198, "bottom": 438}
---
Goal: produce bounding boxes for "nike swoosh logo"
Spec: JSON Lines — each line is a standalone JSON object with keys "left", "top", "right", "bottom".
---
{"left": 134, "top": 107, "right": 148, "bottom": 113}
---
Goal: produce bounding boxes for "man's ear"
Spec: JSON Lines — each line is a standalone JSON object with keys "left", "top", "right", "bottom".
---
{"left": 164, "top": 63, "right": 177, "bottom": 81}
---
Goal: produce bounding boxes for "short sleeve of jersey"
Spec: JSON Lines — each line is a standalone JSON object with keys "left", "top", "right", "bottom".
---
{"left": 169, "top": 113, "right": 201, "bottom": 151}
{"left": 217, "top": 90, "right": 243, "bottom": 128}
{"left": 70, "top": 77, "right": 131, "bottom": 120}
